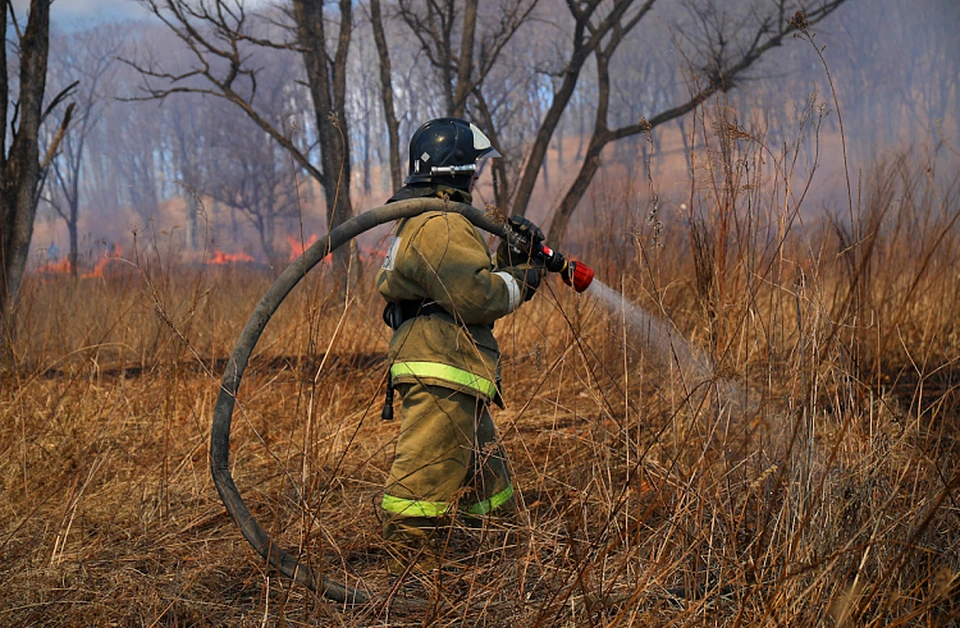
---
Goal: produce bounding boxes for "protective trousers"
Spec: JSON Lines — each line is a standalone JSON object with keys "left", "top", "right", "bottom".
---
{"left": 382, "top": 382, "right": 514, "bottom": 553}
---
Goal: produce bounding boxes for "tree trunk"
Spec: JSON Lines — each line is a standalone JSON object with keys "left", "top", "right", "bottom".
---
{"left": 362, "top": 104, "right": 372, "bottom": 196}
{"left": 451, "top": 0, "right": 477, "bottom": 118}
{"left": 541, "top": 149, "right": 549, "bottom": 191}
{"left": 556, "top": 122, "right": 564, "bottom": 170}
{"left": 510, "top": 57, "right": 587, "bottom": 218}
{"left": 293, "top": 0, "right": 357, "bottom": 293}
{"left": 370, "top": 0, "right": 402, "bottom": 192}
{"left": 185, "top": 204, "right": 198, "bottom": 252}
{"left": 1, "top": 0, "right": 52, "bottom": 362}
{"left": 68, "top": 199, "right": 79, "bottom": 279}
{"left": 259, "top": 211, "right": 280, "bottom": 269}
{"left": 471, "top": 88, "right": 509, "bottom": 209}
{"left": 678, "top": 117, "right": 692, "bottom": 179}
{"left": 548, "top": 137, "right": 604, "bottom": 249}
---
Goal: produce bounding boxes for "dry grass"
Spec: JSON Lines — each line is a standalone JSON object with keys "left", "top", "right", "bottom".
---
{"left": 3, "top": 126, "right": 960, "bottom": 625}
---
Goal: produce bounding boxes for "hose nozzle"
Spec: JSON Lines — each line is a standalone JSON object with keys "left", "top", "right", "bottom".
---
{"left": 537, "top": 244, "right": 594, "bottom": 293}
{"left": 562, "top": 260, "right": 595, "bottom": 292}
{"left": 503, "top": 217, "right": 594, "bottom": 293}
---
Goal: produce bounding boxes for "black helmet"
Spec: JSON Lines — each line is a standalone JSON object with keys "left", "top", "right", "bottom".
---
{"left": 405, "top": 118, "right": 501, "bottom": 188}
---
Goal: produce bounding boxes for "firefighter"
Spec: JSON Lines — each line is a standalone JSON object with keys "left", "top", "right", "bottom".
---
{"left": 377, "top": 118, "right": 543, "bottom": 571}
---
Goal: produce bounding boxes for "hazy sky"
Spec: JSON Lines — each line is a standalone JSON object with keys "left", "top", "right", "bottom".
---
{"left": 13, "top": 0, "right": 274, "bottom": 24}
{"left": 11, "top": 0, "right": 149, "bottom": 24}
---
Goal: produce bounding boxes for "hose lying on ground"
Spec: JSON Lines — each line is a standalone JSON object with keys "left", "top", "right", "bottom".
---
{"left": 210, "top": 198, "right": 515, "bottom": 605}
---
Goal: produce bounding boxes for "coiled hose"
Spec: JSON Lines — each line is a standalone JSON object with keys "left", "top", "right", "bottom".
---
{"left": 210, "top": 198, "right": 516, "bottom": 605}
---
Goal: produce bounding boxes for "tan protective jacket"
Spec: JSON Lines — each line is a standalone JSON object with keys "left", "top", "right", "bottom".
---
{"left": 377, "top": 205, "right": 526, "bottom": 403}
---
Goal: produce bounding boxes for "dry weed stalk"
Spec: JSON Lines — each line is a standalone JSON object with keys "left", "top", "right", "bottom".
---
{"left": 2, "top": 71, "right": 960, "bottom": 628}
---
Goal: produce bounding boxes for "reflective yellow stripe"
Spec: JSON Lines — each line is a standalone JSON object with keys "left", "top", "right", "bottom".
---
{"left": 468, "top": 483, "right": 514, "bottom": 515}
{"left": 390, "top": 361, "right": 497, "bottom": 398}
{"left": 382, "top": 494, "right": 449, "bottom": 517}
{"left": 382, "top": 484, "right": 514, "bottom": 518}
{"left": 381, "top": 494, "right": 450, "bottom": 517}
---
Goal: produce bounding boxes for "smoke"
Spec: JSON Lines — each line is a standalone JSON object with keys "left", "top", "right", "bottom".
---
{"left": 20, "top": 0, "right": 958, "bottom": 268}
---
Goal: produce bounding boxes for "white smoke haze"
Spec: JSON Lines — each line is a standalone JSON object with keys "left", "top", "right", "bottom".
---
{"left": 9, "top": 0, "right": 957, "bottom": 270}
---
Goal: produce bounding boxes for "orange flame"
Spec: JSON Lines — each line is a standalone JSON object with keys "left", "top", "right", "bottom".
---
{"left": 359, "top": 244, "right": 387, "bottom": 264}
{"left": 81, "top": 244, "right": 125, "bottom": 279}
{"left": 287, "top": 234, "right": 319, "bottom": 261}
{"left": 36, "top": 257, "right": 72, "bottom": 275}
{"left": 208, "top": 249, "right": 254, "bottom": 265}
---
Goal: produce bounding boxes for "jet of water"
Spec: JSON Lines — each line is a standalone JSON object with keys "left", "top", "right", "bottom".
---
{"left": 583, "top": 278, "right": 757, "bottom": 416}
{"left": 584, "top": 278, "right": 715, "bottom": 384}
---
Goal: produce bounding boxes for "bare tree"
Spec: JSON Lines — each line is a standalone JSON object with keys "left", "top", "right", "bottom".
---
{"left": 397, "top": 0, "right": 470, "bottom": 117}
{"left": 164, "top": 93, "right": 211, "bottom": 251}
{"left": 503, "top": 0, "right": 849, "bottom": 246}
{"left": 107, "top": 93, "right": 162, "bottom": 221}
{"left": 291, "top": 0, "right": 356, "bottom": 284}
{"left": 368, "top": 0, "right": 402, "bottom": 191}
{"left": 129, "top": 0, "right": 358, "bottom": 288}
{"left": 395, "top": 0, "right": 539, "bottom": 206}
{"left": 43, "top": 25, "right": 121, "bottom": 277}
{"left": 202, "top": 86, "right": 301, "bottom": 266}
{"left": 507, "top": 0, "right": 653, "bottom": 223}
{"left": 466, "top": 47, "right": 551, "bottom": 207}
{"left": 1, "top": 0, "right": 73, "bottom": 361}
{"left": 207, "top": 127, "right": 299, "bottom": 267}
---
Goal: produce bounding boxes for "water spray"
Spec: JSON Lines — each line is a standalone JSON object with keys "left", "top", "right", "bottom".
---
{"left": 506, "top": 215, "right": 718, "bottom": 386}
{"left": 534, "top": 240, "right": 713, "bottom": 382}
{"left": 585, "top": 278, "right": 714, "bottom": 383}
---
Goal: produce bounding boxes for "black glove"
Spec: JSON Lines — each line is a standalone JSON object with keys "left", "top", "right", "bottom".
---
{"left": 505, "top": 265, "right": 541, "bottom": 302}
{"left": 497, "top": 215, "right": 545, "bottom": 267}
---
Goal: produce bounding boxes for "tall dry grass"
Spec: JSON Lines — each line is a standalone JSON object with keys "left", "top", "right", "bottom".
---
{"left": 2, "top": 111, "right": 960, "bottom": 625}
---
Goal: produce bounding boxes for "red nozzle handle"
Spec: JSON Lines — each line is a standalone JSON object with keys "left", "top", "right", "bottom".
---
{"left": 562, "top": 260, "right": 594, "bottom": 293}
{"left": 537, "top": 243, "right": 594, "bottom": 292}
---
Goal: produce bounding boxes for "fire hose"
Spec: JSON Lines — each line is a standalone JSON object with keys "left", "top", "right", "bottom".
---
{"left": 210, "top": 198, "right": 593, "bottom": 605}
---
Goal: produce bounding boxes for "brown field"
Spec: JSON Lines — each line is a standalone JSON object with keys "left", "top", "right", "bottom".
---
{"left": 3, "top": 142, "right": 960, "bottom": 626}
